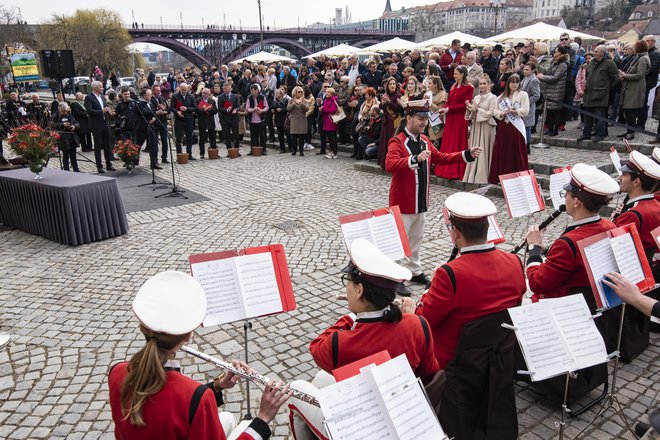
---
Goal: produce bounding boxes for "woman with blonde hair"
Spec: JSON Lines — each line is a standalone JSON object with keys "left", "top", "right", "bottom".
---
{"left": 287, "top": 85, "right": 310, "bottom": 156}
{"left": 424, "top": 75, "right": 448, "bottom": 148}
{"left": 463, "top": 74, "right": 497, "bottom": 184}
{"left": 398, "top": 76, "right": 424, "bottom": 108}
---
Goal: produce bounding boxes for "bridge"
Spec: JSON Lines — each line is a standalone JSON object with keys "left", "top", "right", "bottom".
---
{"left": 128, "top": 25, "right": 416, "bottom": 67}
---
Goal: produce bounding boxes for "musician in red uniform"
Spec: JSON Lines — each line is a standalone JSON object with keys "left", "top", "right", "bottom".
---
{"left": 385, "top": 103, "right": 480, "bottom": 292}
{"left": 613, "top": 151, "right": 660, "bottom": 279}
{"left": 288, "top": 239, "right": 440, "bottom": 440}
{"left": 525, "top": 163, "right": 620, "bottom": 299}
{"left": 108, "top": 271, "right": 291, "bottom": 440}
{"left": 401, "top": 192, "right": 526, "bottom": 368}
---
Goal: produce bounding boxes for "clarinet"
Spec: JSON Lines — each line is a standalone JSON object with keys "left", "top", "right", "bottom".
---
{"left": 510, "top": 204, "right": 566, "bottom": 254}
{"left": 447, "top": 245, "right": 459, "bottom": 262}
{"left": 181, "top": 345, "right": 320, "bottom": 407}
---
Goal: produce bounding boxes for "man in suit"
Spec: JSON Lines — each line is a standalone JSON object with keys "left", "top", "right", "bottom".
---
{"left": 135, "top": 88, "right": 161, "bottom": 170}
{"left": 26, "top": 93, "right": 50, "bottom": 129}
{"left": 217, "top": 82, "right": 241, "bottom": 152}
{"left": 71, "top": 92, "right": 92, "bottom": 152}
{"left": 196, "top": 87, "right": 218, "bottom": 158}
{"left": 169, "top": 83, "right": 197, "bottom": 160}
{"left": 150, "top": 84, "right": 170, "bottom": 164}
{"left": 84, "top": 81, "right": 116, "bottom": 173}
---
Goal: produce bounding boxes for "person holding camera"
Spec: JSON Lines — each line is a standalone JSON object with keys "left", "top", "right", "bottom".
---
{"left": 50, "top": 102, "right": 80, "bottom": 172}
{"left": 115, "top": 88, "right": 138, "bottom": 142}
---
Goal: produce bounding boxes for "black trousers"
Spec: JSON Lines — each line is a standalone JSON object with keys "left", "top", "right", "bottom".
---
{"left": 199, "top": 126, "right": 216, "bottom": 156}
{"left": 60, "top": 139, "right": 79, "bottom": 171}
{"left": 319, "top": 129, "right": 327, "bottom": 153}
{"left": 90, "top": 126, "right": 113, "bottom": 169}
{"left": 135, "top": 128, "right": 158, "bottom": 166}
{"left": 222, "top": 123, "right": 240, "bottom": 148}
{"left": 623, "top": 108, "right": 642, "bottom": 133}
{"left": 291, "top": 133, "right": 305, "bottom": 154}
{"left": 79, "top": 131, "right": 92, "bottom": 151}
{"left": 249, "top": 122, "right": 266, "bottom": 147}
{"left": 326, "top": 130, "right": 337, "bottom": 154}
{"left": 546, "top": 109, "right": 562, "bottom": 133}
{"left": 276, "top": 124, "right": 287, "bottom": 151}
{"left": 154, "top": 121, "right": 169, "bottom": 160}
{"left": 265, "top": 112, "right": 275, "bottom": 142}
{"left": 306, "top": 115, "right": 315, "bottom": 144}
{"left": 583, "top": 106, "right": 608, "bottom": 138}
{"left": 174, "top": 118, "right": 194, "bottom": 155}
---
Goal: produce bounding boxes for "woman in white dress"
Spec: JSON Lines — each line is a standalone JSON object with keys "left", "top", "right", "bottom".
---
{"left": 463, "top": 74, "right": 497, "bottom": 184}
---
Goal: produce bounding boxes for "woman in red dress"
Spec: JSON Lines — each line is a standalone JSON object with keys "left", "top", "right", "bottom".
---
{"left": 435, "top": 66, "right": 474, "bottom": 179}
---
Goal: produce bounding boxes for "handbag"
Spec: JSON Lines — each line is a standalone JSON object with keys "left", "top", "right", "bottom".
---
{"left": 330, "top": 106, "right": 346, "bottom": 124}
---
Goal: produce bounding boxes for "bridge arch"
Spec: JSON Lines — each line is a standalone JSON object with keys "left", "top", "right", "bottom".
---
{"left": 353, "top": 39, "right": 382, "bottom": 48}
{"left": 131, "top": 36, "right": 213, "bottom": 67}
{"left": 225, "top": 38, "right": 312, "bottom": 63}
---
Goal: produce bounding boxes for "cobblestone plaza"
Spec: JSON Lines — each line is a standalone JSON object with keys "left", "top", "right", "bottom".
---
{"left": 1, "top": 143, "right": 658, "bottom": 439}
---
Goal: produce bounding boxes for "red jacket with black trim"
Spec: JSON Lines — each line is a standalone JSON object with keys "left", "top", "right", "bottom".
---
{"left": 612, "top": 195, "right": 659, "bottom": 275}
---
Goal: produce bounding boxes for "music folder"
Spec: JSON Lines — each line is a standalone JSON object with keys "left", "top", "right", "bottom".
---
{"left": 577, "top": 224, "right": 655, "bottom": 310}
{"left": 441, "top": 207, "right": 505, "bottom": 245}
{"left": 549, "top": 167, "right": 571, "bottom": 211}
{"left": 318, "top": 354, "right": 447, "bottom": 440}
{"left": 508, "top": 294, "right": 609, "bottom": 382}
{"left": 339, "top": 206, "right": 411, "bottom": 261}
{"left": 610, "top": 147, "right": 623, "bottom": 176}
{"left": 499, "top": 170, "right": 546, "bottom": 218}
{"left": 188, "top": 244, "right": 296, "bottom": 327}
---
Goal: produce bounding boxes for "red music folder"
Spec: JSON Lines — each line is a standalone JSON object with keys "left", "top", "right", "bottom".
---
{"left": 175, "top": 99, "right": 184, "bottom": 111}
{"left": 499, "top": 170, "right": 546, "bottom": 218}
{"left": 197, "top": 99, "right": 212, "bottom": 111}
{"left": 577, "top": 224, "right": 655, "bottom": 310}
{"left": 338, "top": 205, "right": 411, "bottom": 260}
{"left": 189, "top": 244, "right": 296, "bottom": 327}
{"left": 332, "top": 350, "right": 392, "bottom": 382}
{"left": 441, "top": 207, "right": 505, "bottom": 245}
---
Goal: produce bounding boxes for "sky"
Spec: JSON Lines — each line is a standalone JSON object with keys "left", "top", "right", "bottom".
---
{"left": 12, "top": 0, "right": 440, "bottom": 28}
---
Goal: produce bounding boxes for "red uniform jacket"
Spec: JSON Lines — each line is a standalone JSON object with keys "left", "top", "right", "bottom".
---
{"left": 527, "top": 217, "right": 616, "bottom": 299}
{"left": 385, "top": 130, "right": 468, "bottom": 214}
{"left": 612, "top": 194, "right": 660, "bottom": 273}
{"left": 109, "top": 362, "right": 266, "bottom": 440}
{"left": 415, "top": 245, "right": 526, "bottom": 369}
{"left": 310, "top": 312, "right": 439, "bottom": 383}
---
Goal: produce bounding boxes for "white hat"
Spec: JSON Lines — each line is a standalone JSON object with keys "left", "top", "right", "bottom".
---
{"left": 564, "top": 163, "right": 619, "bottom": 196}
{"left": 653, "top": 147, "right": 659, "bottom": 164}
{"left": 619, "top": 150, "right": 660, "bottom": 180}
{"left": 444, "top": 192, "right": 497, "bottom": 220}
{"left": 133, "top": 271, "right": 207, "bottom": 335}
{"left": 342, "top": 239, "right": 411, "bottom": 290}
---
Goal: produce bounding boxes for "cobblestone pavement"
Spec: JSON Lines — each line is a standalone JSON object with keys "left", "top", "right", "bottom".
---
{"left": 1, "top": 142, "right": 658, "bottom": 440}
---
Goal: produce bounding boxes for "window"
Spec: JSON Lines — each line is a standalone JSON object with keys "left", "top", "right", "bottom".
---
{"left": 635, "top": 12, "right": 641, "bottom": 18}
{"left": 648, "top": 11, "right": 653, "bottom": 17}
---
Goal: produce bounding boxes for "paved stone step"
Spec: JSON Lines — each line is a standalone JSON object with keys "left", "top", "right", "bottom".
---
{"left": 531, "top": 134, "right": 656, "bottom": 155}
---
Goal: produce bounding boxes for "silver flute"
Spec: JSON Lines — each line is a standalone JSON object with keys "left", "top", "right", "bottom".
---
{"left": 180, "top": 345, "right": 320, "bottom": 407}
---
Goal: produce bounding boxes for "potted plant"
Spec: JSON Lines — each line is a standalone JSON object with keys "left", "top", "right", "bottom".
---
{"left": 208, "top": 147, "right": 219, "bottom": 159}
{"left": 227, "top": 148, "right": 240, "bottom": 159}
{"left": 6, "top": 123, "right": 60, "bottom": 179}
{"left": 112, "top": 140, "right": 141, "bottom": 173}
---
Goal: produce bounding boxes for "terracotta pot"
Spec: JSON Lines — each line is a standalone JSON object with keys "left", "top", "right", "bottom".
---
{"left": 227, "top": 148, "right": 240, "bottom": 159}
{"left": 208, "top": 148, "right": 219, "bottom": 160}
{"left": 251, "top": 146, "right": 263, "bottom": 157}
{"left": 177, "top": 152, "right": 189, "bottom": 164}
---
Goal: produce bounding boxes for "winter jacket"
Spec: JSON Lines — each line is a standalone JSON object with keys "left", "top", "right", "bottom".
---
{"left": 583, "top": 57, "right": 620, "bottom": 108}
{"left": 538, "top": 53, "right": 568, "bottom": 110}
{"left": 621, "top": 52, "right": 651, "bottom": 109}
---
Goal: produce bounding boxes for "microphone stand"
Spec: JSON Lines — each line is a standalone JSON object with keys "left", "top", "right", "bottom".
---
{"left": 154, "top": 100, "right": 187, "bottom": 199}
{"left": 133, "top": 99, "right": 169, "bottom": 190}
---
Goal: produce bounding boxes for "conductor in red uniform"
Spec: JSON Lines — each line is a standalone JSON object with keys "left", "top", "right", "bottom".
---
{"left": 288, "top": 239, "right": 440, "bottom": 440}
{"left": 402, "top": 192, "right": 526, "bottom": 369}
{"left": 108, "top": 271, "right": 291, "bottom": 440}
{"left": 525, "top": 163, "right": 620, "bottom": 300}
{"left": 385, "top": 103, "right": 480, "bottom": 292}
{"left": 613, "top": 151, "right": 660, "bottom": 279}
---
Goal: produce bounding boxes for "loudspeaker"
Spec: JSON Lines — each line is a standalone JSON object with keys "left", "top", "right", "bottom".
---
{"left": 39, "top": 49, "right": 75, "bottom": 78}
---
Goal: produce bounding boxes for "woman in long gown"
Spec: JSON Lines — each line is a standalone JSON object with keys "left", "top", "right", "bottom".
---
{"left": 488, "top": 74, "right": 530, "bottom": 184}
{"left": 423, "top": 75, "right": 448, "bottom": 148}
{"left": 463, "top": 74, "right": 497, "bottom": 184}
{"left": 377, "top": 77, "right": 403, "bottom": 168}
{"left": 435, "top": 66, "right": 474, "bottom": 179}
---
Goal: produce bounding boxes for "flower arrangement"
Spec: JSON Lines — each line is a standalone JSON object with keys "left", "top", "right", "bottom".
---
{"left": 6, "top": 124, "right": 60, "bottom": 178}
{"left": 112, "top": 140, "right": 140, "bottom": 169}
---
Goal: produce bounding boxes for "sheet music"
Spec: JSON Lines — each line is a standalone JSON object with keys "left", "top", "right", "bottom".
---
{"left": 370, "top": 214, "right": 406, "bottom": 261}
{"left": 522, "top": 174, "right": 541, "bottom": 213}
{"left": 542, "top": 296, "right": 608, "bottom": 370}
{"left": 549, "top": 170, "right": 571, "bottom": 210}
{"left": 341, "top": 219, "right": 376, "bottom": 247}
{"left": 610, "top": 149, "right": 623, "bottom": 176}
{"left": 610, "top": 234, "right": 645, "bottom": 284}
{"left": 318, "top": 372, "right": 395, "bottom": 440}
{"left": 235, "top": 252, "right": 283, "bottom": 318}
{"left": 501, "top": 177, "right": 531, "bottom": 218}
{"left": 487, "top": 215, "right": 504, "bottom": 243}
{"left": 369, "top": 355, "right": 445, "bottom": 440}
{"left": 582, "top": 238, "right": 619, "bottom": 306}
{"left": 191, "top": 259, "right": 245, "bottom": 327}
{"left": 508, "top": 303, "right": 574, "bottom": 381}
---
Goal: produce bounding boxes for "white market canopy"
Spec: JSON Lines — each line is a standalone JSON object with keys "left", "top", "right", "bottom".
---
{"left": 418, "top": 31, "right": 492, "bottom": 48}
{"left": 489, "top": 22, "right": 602, "bottom": 43}
{"left": 303, "top": 43, "right": 362, "bottom": 59}
{"left": 359, "top": 37, "right": 422, "bottom": 53}
{"left": 232, "top": 51, "right": 296, "bottom": 63}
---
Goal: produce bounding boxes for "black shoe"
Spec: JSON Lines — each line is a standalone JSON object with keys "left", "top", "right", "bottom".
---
{"left": 576, "top": 135, "right": 590, "bottom": 142}
{"left": 316, "top": 152, "right": 325, "bottom": 155}
{"left": 188, "top": 156, "right": 197, "bottom": 160}
{"left": 97, "top": 168, "right": 105, "bottom": 173}
{"left": 410, "top": 273, "right": 431, "bottom": 285}
{"left": 635, "top": 422, "right": 650, "bottom": 437}
{"left": 350, "top": 154, "right": 356, "bottom": 158}
{"left": 546, "top": 131, "right": 559, "bottom": 137}
{"left": 395, "top": 283, "right": 412, "bottom": 297}
{"left": 106, "top": 165, "right": 117, "bottom": 171}
{"left": 291, "top": 151, "right": 296, "bottom": 156}
{"left": 200, "top": 155, "right": 205, "bottom": 159}
{"left": 162, "top": 159, "right": 170, "bottom": 164}
{"left": 616, "top": 132, "right": 627, "bottom": 138}
{"left": 151, "top": 164, "right": 163, "bottom": 170}
{"left": 592, "top": 136, "right": 604, "bottom": 143}
{"left": 299, "top": 152, "right": 304, "bottom": 156}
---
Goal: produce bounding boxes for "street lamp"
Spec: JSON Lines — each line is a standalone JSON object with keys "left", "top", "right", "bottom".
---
{"left": 257, "top": 0, "right": 264, "bottom": 51}
{"left": 490, "top": 0, "right": 503, "bottom": 34}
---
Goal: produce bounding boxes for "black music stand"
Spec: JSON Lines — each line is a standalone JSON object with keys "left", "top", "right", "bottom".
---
{"left": 242, "top": 319, "right": 254, "bottom": 420}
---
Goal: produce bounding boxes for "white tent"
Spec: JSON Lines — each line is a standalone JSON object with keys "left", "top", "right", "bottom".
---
{"left": 489, "top": 22, "right": 602, "bottom": 43}
{"left": 232, "top": 51, "right": 296, "bottom": 63}
{"left": 303, "top": 43, "right": 361, "bottom": 59}
{"left": 418, "top": 31, "right": 491, "bottom": 48}
{"left": 358, "top": 37, "right": 422, "bottom": 53}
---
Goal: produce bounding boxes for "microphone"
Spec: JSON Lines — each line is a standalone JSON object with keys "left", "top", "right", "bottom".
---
{"left": 510, "top": 204, "right": 566, "bottom": 254}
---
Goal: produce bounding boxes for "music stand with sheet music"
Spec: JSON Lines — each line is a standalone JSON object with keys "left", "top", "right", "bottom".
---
{"left": 189, "top": 244, "right": 296, "bottom": 419}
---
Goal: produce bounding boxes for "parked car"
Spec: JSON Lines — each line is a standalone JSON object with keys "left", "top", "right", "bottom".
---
{"left": 62, "top": 77, "right": 90, "bottom": 94}
{"left": 37, "top": 80, "right": 50, "bottom": 89}
{"left": 119, "top": 77, "right": 136, "bottom": 88}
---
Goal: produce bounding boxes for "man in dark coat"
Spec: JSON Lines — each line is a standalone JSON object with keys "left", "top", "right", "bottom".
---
{"left": 150, "top": 84, "right": 170, "bottom": 163}
{"left": 169, "top": 83, "right": 198, "bottom": 160}
{"left": 50, "top": 102, "right": 80, "bottom": 172}
{"left": 26, "top": 93, "right": 50, "bottom": 128}
{"left": 135, "top": 88, "right": 161, "bottom": 169}
{"left": 217, "top": 81, "right": 241, "bottom": 151}
{"left": 362, "top": 61, "right": 384, "bottom": 90}
{"left": 71, "top": 92, "right": 92, "bottom": 152}
{"left": 84, "top": 80, "right": 116, "bottom": 173}
{"left": 196, "top": 87, "right": 218, "bottom": 158}
{"left": 480, "top": 46, "right": 499, "bottom": 84}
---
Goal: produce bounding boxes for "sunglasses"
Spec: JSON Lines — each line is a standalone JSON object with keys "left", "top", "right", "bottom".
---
{"left": 560, "top": 38, "right": 569, "bottom": 41}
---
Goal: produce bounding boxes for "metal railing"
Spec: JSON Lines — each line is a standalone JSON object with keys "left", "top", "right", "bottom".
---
{"left": 126, "top": 24, "right": 411, "bottom": 35}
